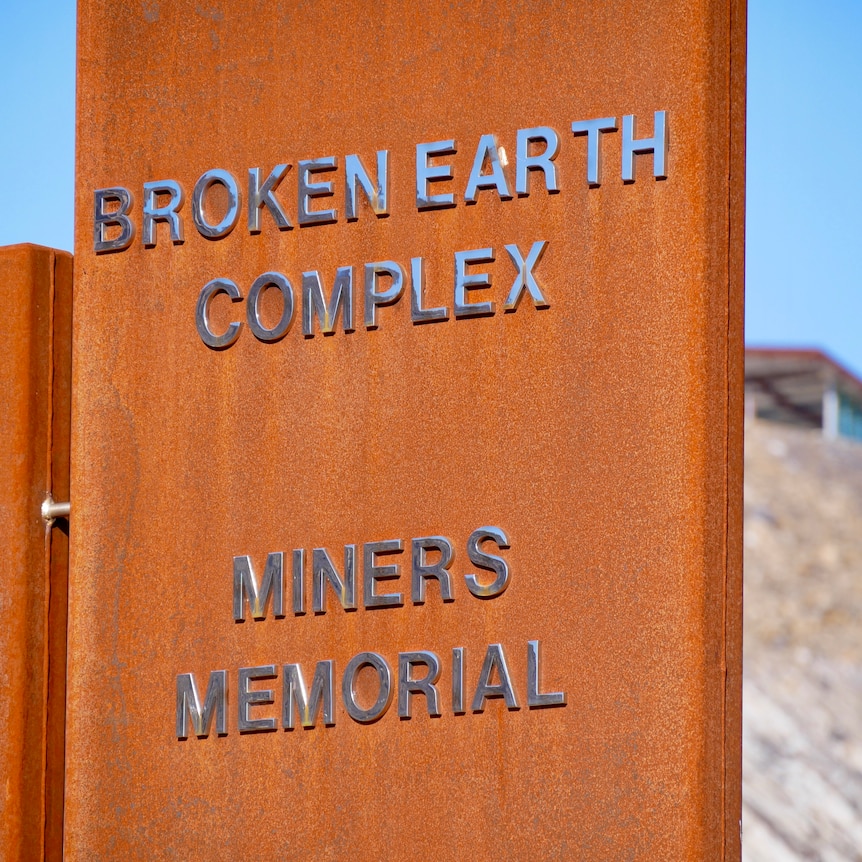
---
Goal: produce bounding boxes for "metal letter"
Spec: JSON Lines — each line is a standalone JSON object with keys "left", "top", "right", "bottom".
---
{"left": 411, "top": 536, "right": 454, "bottom": 603}
{"left": 94, "top": 187, "right": 135, "bottom": 253}
{"left": 292, "top": 548, "right": 305, "bottom": 615}
{"left": 246, "top": 271, "right": 295, "bottom": 343}
{"left": 248, "top": 164, "right": 292, "bottom": 232}
{"left": 363, "top": 539, "right": 404, "bottom": 609}
{"left": 398, "top": 651, "right": 442, "bottom": 718}
{"left": 312, "top": 546, "right": 357, "bottom": 612}
{"left": 364, "top": 261, "right": 404, "bottom": 328}
{"left": 464, "top": 526, "right": 511, "bottom": 598}
{"left": 176, "top": 670, "right": 227, "bottom": 738}
{"left": 515, "top": 127, "right": 560, "bottom": 195}
{"left": 233, "top": 552, "right": 284, "bottom": 621}
{"left": 410, "top": 257, "right": 448, "bottom": 323}
{"left": 192, "top": 168, "right": 241, "bottom": 238}
{"left": 503, "top": 241, "right": 550, "bottom": 311}
{"left": 571, "top": 117, "right": 618, "bottom": 186}
{"left": 415, "top": 140, "right": 456, "bottom": 209}
{"left": 298, "top": 156, "right": 337, "bottom": 225}
{"left": 195, "top": 278, "right": 243, "bottom": 349}
{"left": 471, "top": 644, "right": 519, "bottom": 711}
{"left": 345, "top": 151, "right": 389, "bottom": 219}
{"left": 464, "top": 134, "right": 511, "bottom": 203}
{"left": 527, "top": 640, "right": 567, "bottom": 707}
{"left": 283, "top": 661, "right": 335, "bottom": 729}
{"left": 302, "top": 267, "right": 354, "bottom": 335}
{"left": 452, "top": 647, "right": 465, "bottom": 714}
{"left": 238, "top": 665, "right": 277, "bottom": 732}
{"left": 142, "top": 179, "right": 184, "bottom": 246}
{"left": 454, "top": 249, "right": 495, "bottom": 318}
{"left": 342, "top": 652, "right": 393, "bottom": 723}
{"left": 622, "top": 111, "right": 668, "bottom": 182}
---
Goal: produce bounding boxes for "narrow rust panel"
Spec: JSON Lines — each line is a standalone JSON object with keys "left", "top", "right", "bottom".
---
{"left": 0, "top": 244, "right": 72, "bottom": 862}
{"left": 68, "top": 2, "right": 744, "bottom": 859}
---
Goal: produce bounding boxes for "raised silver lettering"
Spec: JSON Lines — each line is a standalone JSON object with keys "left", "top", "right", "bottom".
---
{"left": 527, "top": 640, "right": 566, "bottom": 707}
{"left": 504, "top": 241, "right": 550, "bottom": 311}
{"left": 363, "top": 539, "right": 404, "bottom": 609}
{"left": 345, "top": 151, "right": 389, "bottom": 219}
{"left": 398, "top": 651, "right": 442, "bottom": 718}
{"left": 246, "top": 271, "right": 294, "bottom": 343}
{"left": 464, "top": 134, "right": 511, "bottom": 202}
{"left": 410, "top": 257, "right": 448, "bottom": 323}
{"left": 238, "top": 665, "right": 277, "bottom": 732}
{"left": 454, "top": 248, "right": 495, "bottom": 318}
{"left": 298, "top": 157, "right": 337, "bottom": 225}
{"left": 471, "top": 644, "right": 519, "bottom": 711}
{"left": 233, "top": 552, "right": 284, "bottom": 621}
{"left": 312, "top": 546, "right": 357, "bottom": 612}
{"left": 342, "top": 652, "right": 392, "bottom": 723}
{"left": 364, "top": 261, "right": 404, "bottom": 328}
{"left": 195, "top": 278, "right": 243, "bottom": 349}
{"left": 292, "top": 548, "right": 306, "bottom": 615}
{"left": 192, "top": 168, "right": 240, "bottom": 239}
{"left": 248, "top": 164, "right": 292, "bottom": 232}
{"left": 622, "top": 111, "right": 668, "bottom": 182}
{"left": 452, "top": 647, "right": 465, "bottom": 714}
{"left": 176, "top": 670, "right": 227, "bottom": 738}
{"left": 464, "top": 526, "right": 510, "bottom": 598}
{"left": 142, "top": 180, "right": 184, "bottom": 246}
{"left": 416, "top": 140, "right": 456, "bottom": 209}
{"left": 515, "top": 127, "right": 560, "bottom": 195}
{"left": 571, "top": 117, "right": 618, "bottom": 187}
{"left": 302, "top": 267, "right": 354, "bottom": 335}
{"left": 94, "top": 187, "right": 135, "bottom": 253}
{"left": 283, "top": 661, "right": 335, "bottom": 729}
{"left": 411, "top": 536, "right": 454, "bottom": 603}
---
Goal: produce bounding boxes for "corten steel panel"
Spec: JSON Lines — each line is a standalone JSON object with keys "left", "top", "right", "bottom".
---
{"left": 0, "top": 245, "right": 72, "bottom": 862}
{"left": 68, "top": 1, "right": 745, "bottom": 859}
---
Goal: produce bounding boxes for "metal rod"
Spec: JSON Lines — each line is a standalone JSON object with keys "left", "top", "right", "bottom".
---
{"left": 41, "top": 495, "right": 71, "bottom": 523}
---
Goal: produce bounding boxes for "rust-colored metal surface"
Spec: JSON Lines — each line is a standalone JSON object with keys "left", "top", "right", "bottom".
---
{"left": 68, "top": 1, "right": 745, "bottom": 858}
{"left": 0, "top": 244, "right": 72, "bottom": 862}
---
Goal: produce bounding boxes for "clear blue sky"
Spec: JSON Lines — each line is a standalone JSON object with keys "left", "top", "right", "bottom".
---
{"left": 1, "top": 1, "right": 860, "bottom": 375}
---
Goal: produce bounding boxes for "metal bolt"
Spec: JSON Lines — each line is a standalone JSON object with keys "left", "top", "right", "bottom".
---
{"left": 42, "top": 494, "right": 71, "bottom": 523}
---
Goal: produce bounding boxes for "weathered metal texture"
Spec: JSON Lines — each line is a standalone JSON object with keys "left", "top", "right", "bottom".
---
{"left": 0, "top": 244, "right": 72, "bottom": 862}
{"left": 68, "top": 1, "right": 744, "bottom": 859}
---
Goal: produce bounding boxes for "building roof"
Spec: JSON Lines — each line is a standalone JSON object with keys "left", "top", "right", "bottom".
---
{"left": 745, "top": 347, "right": 862, "bottom": 429}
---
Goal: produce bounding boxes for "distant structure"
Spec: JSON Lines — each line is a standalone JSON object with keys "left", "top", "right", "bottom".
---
{"left": 745, "top": 348, "right": 862, "bottom": 441}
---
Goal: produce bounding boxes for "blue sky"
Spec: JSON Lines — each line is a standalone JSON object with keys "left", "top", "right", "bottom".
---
{"left": 1, "top": 1, "right": 860, "bottom": 375}
{"left": 0, "top": 2, "right": 75, "bottom": 252}
{"left": 746, "top": 0, "right": 862, "bottom": 375}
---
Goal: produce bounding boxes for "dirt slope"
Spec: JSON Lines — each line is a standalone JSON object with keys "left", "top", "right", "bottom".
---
{"left": 743, "top": 421, "right": 862, "bottom": 861}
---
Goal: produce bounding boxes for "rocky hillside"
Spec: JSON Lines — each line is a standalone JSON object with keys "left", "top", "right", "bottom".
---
{"left": 743, "top": 421, "right": 862, "bottom": 861}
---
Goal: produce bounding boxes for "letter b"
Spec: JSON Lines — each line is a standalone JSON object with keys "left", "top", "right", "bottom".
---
{"left": 94, "top": 187, "right": 135, "bottom": 253}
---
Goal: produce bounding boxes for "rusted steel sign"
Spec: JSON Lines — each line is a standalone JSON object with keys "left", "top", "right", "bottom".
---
{"left": 66, "top": 1, "right": 745, "bottom": 858}
{"left": 1, "top": 244, "right": 71, "bottom": 862}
